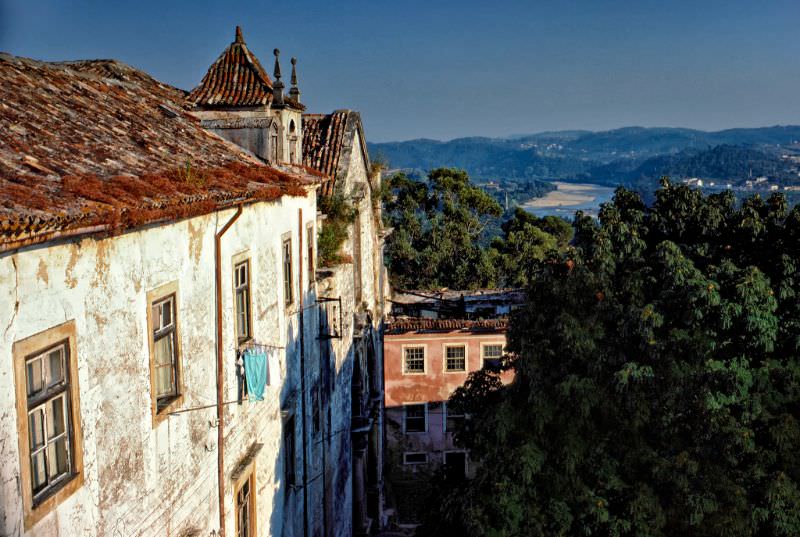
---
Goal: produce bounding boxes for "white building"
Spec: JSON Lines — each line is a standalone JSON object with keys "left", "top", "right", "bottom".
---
{"left": 0, "top": 26, "right": 386, "bottom": 537}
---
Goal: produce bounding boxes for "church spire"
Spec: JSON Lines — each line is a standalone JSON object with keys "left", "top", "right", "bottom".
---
{"left": 289, "top": 57, "right": 301, "bottom": 103}
{"left": 272, "top": 48, "right": 284, "bottom": 106}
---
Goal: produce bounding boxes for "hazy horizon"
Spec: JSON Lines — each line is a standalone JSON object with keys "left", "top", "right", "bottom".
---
{"left": 2, "top": 0, "right": 798, "bottom": 142}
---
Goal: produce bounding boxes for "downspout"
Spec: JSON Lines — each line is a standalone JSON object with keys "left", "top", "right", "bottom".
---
{"left": 215, "top": 203, "right": 243, "bottom": 537}
{"left": 298, "top": 208, "right": 310, "bottom": 537}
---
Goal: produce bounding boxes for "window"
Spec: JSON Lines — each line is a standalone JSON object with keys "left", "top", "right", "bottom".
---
{"left": 283, "top": 237, "right": 294, "bottom": 306}
{"left": 307, "top": 224, "right": 315, "bottom": 284}
{"left": 312, "top": 386, "right": 321, "bottom": 435}
{"left": 444, "top": 345, "right": 466, "bottom": 372}
{"left": 234, "top": 260, "right": 252, "bottom": 344}
{"left": 152, "top": 295, "right": 179, "bottom": 409}
{"left": 235, "top": 471, "right": 255, "bottom": 537}
{"left": 444, "top": 452, "right": 467, "bottom": 481}
{"left": 289, "top": 120, "right": 298, "bottom": 164}
{"left": 403, "top": 346, "right": 425, "bottom": 374}
{"left": 444, "top": 402, "right": 464, "bottom": 433}
{"left": 402, "top": 452, "right": 428, "bottom": 465}
{"left": 284, "top": 416, "right": 296, "bottom": 486}
{"left": 482, "top": 343, "right": 503, "bottom": 369}
{"left": 404, "top": 403, "right": 426, "bottom": 433}
{"left": 13, "top": 321, "right": 83, "bottom": 530}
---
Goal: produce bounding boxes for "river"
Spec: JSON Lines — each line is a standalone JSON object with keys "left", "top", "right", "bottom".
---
{"left": 523, "top": 181, "right": 616, "bottom": 219}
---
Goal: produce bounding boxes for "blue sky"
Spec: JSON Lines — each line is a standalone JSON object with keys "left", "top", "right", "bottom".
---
{"left": 2, "top": 0, "right": 798, "bottom": 141}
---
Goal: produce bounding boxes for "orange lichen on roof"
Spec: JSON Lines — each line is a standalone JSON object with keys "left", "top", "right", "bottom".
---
{"left": 0, "top": 53, "right": 318, "bottom": 248}
{"left": 186, "top": 26, "right": 274, "bottom": 108}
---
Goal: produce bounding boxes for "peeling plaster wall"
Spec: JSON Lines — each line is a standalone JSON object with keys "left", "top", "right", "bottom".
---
{"left": 0, "top": 192, "right": 318, "bottom": 537}
{"left": 383, "top": 330, "right": 511, "bottom": 522}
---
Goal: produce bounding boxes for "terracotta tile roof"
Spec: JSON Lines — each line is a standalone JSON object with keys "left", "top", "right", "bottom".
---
{"left": 302, "top": 112, "right": 348, "bottom": 196}
{"left": 0, "top": 53, "right": 317, "bottom": 251}
{"left": 187, "top": 27, "right": 274, "bottom": 108}
{"left": 385, "top": 317, "right": 509, "bottom": 334}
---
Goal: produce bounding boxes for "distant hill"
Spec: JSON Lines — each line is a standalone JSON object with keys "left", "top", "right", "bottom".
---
{"left": 368, "top": 126, "right": 800, "bottom": 189}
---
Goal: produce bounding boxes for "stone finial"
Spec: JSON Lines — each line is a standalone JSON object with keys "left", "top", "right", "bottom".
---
{"left": 289, "top": 57, "right": 301, "bottom": 103}
{"left": 272, "top": 48, "right": 285, "bottom": 105}
{"left": 235, "top": 26, "right": 244, "bottom": 44}
{"left": 273, "top": 49, "right": 282, "bottom": 80}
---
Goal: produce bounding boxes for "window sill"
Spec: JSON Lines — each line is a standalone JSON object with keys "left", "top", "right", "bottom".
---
{"left": 25, "top": 471, "right": 84, "bottom": 530}
{"left": 152, "top": 394, "right": 184, "bottom": 428}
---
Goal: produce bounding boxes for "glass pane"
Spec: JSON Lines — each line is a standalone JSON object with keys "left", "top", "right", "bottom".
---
{"left": 152, "top": 304, "right": 161, "bottom": 329}
{"left": 47, "top": 437, "right": 70, "bottom": 479}
{"left": 48, "top": 348, "right": 64, "bottom": 385}
{"left": 31, "top": 451, "right": 47, "bottom": 492}
{"left": 29, "top": 409, "right": 45, "bottom": 450}
{"left": 47, "top": 396, "right": 67, "bottom": 438}
{"left": 156, "top": 364, "right": 174, "bottom": 397}
{"left": 162, "top": 300, "right": 172, "bottom": 327}
{"left": 154, "top": 334, "right": 174, "bottom": 367}
{"left": 26, "top": 357, "right": 44, "bottom": 396}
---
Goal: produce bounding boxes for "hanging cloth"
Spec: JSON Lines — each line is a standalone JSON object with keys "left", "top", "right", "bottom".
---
{"left": 243, "top": 348, "right": 268, "bottom": 402}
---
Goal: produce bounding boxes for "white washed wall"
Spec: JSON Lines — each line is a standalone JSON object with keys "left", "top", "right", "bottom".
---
{"left": 0, "top": 192, "right": 317, "bottom": 537}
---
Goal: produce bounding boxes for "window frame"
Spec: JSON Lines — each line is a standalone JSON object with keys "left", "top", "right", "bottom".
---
{"left": 443, "top": 343, "right": 467, "bottom": 373}
{"left": 443, "top": 402, "right": 465, "bottom": 433}
{"left": 13, "top": 320, "right": 84, "bottom": 531}
{"left": 306, "top": 223, "right": 315, "bottom": 285}
{"left": 233, "top": 460, "right": 257, "bottom": 537}
{"left": 402, "top": 452, "right": 429, "bottom": 465}
{"left": 403, "top": 403, "right": 427, "bottom": 434}
{"left": 146, "top": 282, "right": 184, "bottom": 426}
{"left": 401, "top": 344, "right": 426, "bottom": 375}
{"left": 481, "top": 341, "right": 505, "bottom": 369}
{"left": 283, "top": 415, "right": 296, "bottom": 487}
{"left": 233, "top": 255, "right": 253, "bottom": 345}
{"left": 282, "top": 235, "right": 294, "bottom": 307}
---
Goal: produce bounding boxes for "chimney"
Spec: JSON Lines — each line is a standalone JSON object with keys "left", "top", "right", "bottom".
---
{"left": 273, "top": 48, "right": 285, "bottom": 106}
{"left": 289, "top": 57, "right": 301, "bottom": 103}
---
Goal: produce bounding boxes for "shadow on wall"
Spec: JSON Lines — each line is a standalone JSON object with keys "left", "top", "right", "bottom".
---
{"left": 383, "top": 401, "right": 468, "bottom": 525}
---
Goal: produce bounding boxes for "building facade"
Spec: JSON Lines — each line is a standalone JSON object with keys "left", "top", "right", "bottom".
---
{"left": 382, "top": 291, "right": 520, "bottom": 524}
{"left": 0, "top": 27, "right": 385, "bottom": 537}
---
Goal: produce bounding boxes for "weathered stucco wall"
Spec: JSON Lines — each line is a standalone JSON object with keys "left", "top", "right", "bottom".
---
{"left": 0, "top": 192, "right": 318, "bottom": 537}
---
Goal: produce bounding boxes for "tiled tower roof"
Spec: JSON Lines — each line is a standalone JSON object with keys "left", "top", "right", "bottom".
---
{"left": 187, "top": 26, "right": 274, "bottom": 108}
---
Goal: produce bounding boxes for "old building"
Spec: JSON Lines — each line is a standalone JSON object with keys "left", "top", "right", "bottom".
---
{"left": 303, "top": 110, "right": 388, "bottom": 536}
{"left": 0, "top": 26, "right": 385, "bottom": 537}
{"left": 382, "top": 290, "right": 521, "bottom": 524}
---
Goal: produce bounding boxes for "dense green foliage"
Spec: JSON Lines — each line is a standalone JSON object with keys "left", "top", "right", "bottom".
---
{"left": 317, "top": 193, "right": 357, "bottom": 267}
{"left": 383, "top": 169, "right": 571, "bottom": 289}
{"left": 420, "top": 180, "right": 800, "bottom": 536}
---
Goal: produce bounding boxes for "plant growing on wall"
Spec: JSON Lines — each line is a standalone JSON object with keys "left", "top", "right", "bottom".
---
{"left": 317, "top": 193, "right": 357, "bottom": 267}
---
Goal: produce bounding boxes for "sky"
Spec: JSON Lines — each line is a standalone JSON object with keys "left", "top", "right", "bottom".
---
{"left": 1, "top": 0, "right": 799, "bottom": 142}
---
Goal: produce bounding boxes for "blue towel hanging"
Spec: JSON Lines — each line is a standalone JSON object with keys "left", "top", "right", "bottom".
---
{"left": 243, "top": 348, "right": 268, "bottom": 402}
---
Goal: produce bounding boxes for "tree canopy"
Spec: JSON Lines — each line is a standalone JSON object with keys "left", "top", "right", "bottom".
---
{"left": 420, "top": 180, "right": 800, "bottom": 536}
{"left": 383, "top": 168, "right": 571, "bottom": 289}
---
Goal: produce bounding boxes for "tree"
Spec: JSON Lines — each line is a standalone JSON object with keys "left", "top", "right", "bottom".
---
{"left": 491, "top": 207, "right": 574, "bottom": 287}
{"left": 420, "top": 180, "right": 800, "bottom": 536}
{"left": 383, "top": 168, "right": 503, "bottom": 290}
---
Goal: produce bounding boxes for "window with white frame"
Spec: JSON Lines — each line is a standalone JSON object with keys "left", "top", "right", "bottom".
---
{"left": 404, "top": 403, "right": 426, "bottom": 433}
{"left": 444, "top": 345, "right": 466, "bottom": 372}
{"left": 283, "top": 237, "right": 294, "bottom": 306}
{"left": 403, "top": 346, "right": 425, "bottom": 374}
{"left": 482, "top": 343, "right": 503, "bottom": 369}
{"left": 152, "top": 295, "right": 179, "bottom": 410}
{"left": 402, "top": 452, "right": 428, "bottom": 465}
{"left": 444, "top": 402, "right": 465, "bottom": 433}
{"left": 234, "top": 260, "right": 252, "bottom": 344}
{"left": 25, "top": 343, "right": 73, "bottom": 500}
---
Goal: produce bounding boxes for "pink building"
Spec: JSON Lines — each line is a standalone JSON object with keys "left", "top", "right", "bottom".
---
{"left": 382, "top": 290, "right": 521, "bottom": 523}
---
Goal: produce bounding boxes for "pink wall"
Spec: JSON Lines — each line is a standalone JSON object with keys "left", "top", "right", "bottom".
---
{"left": 384, "top": 330, "right": 510, "bottom": 407}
